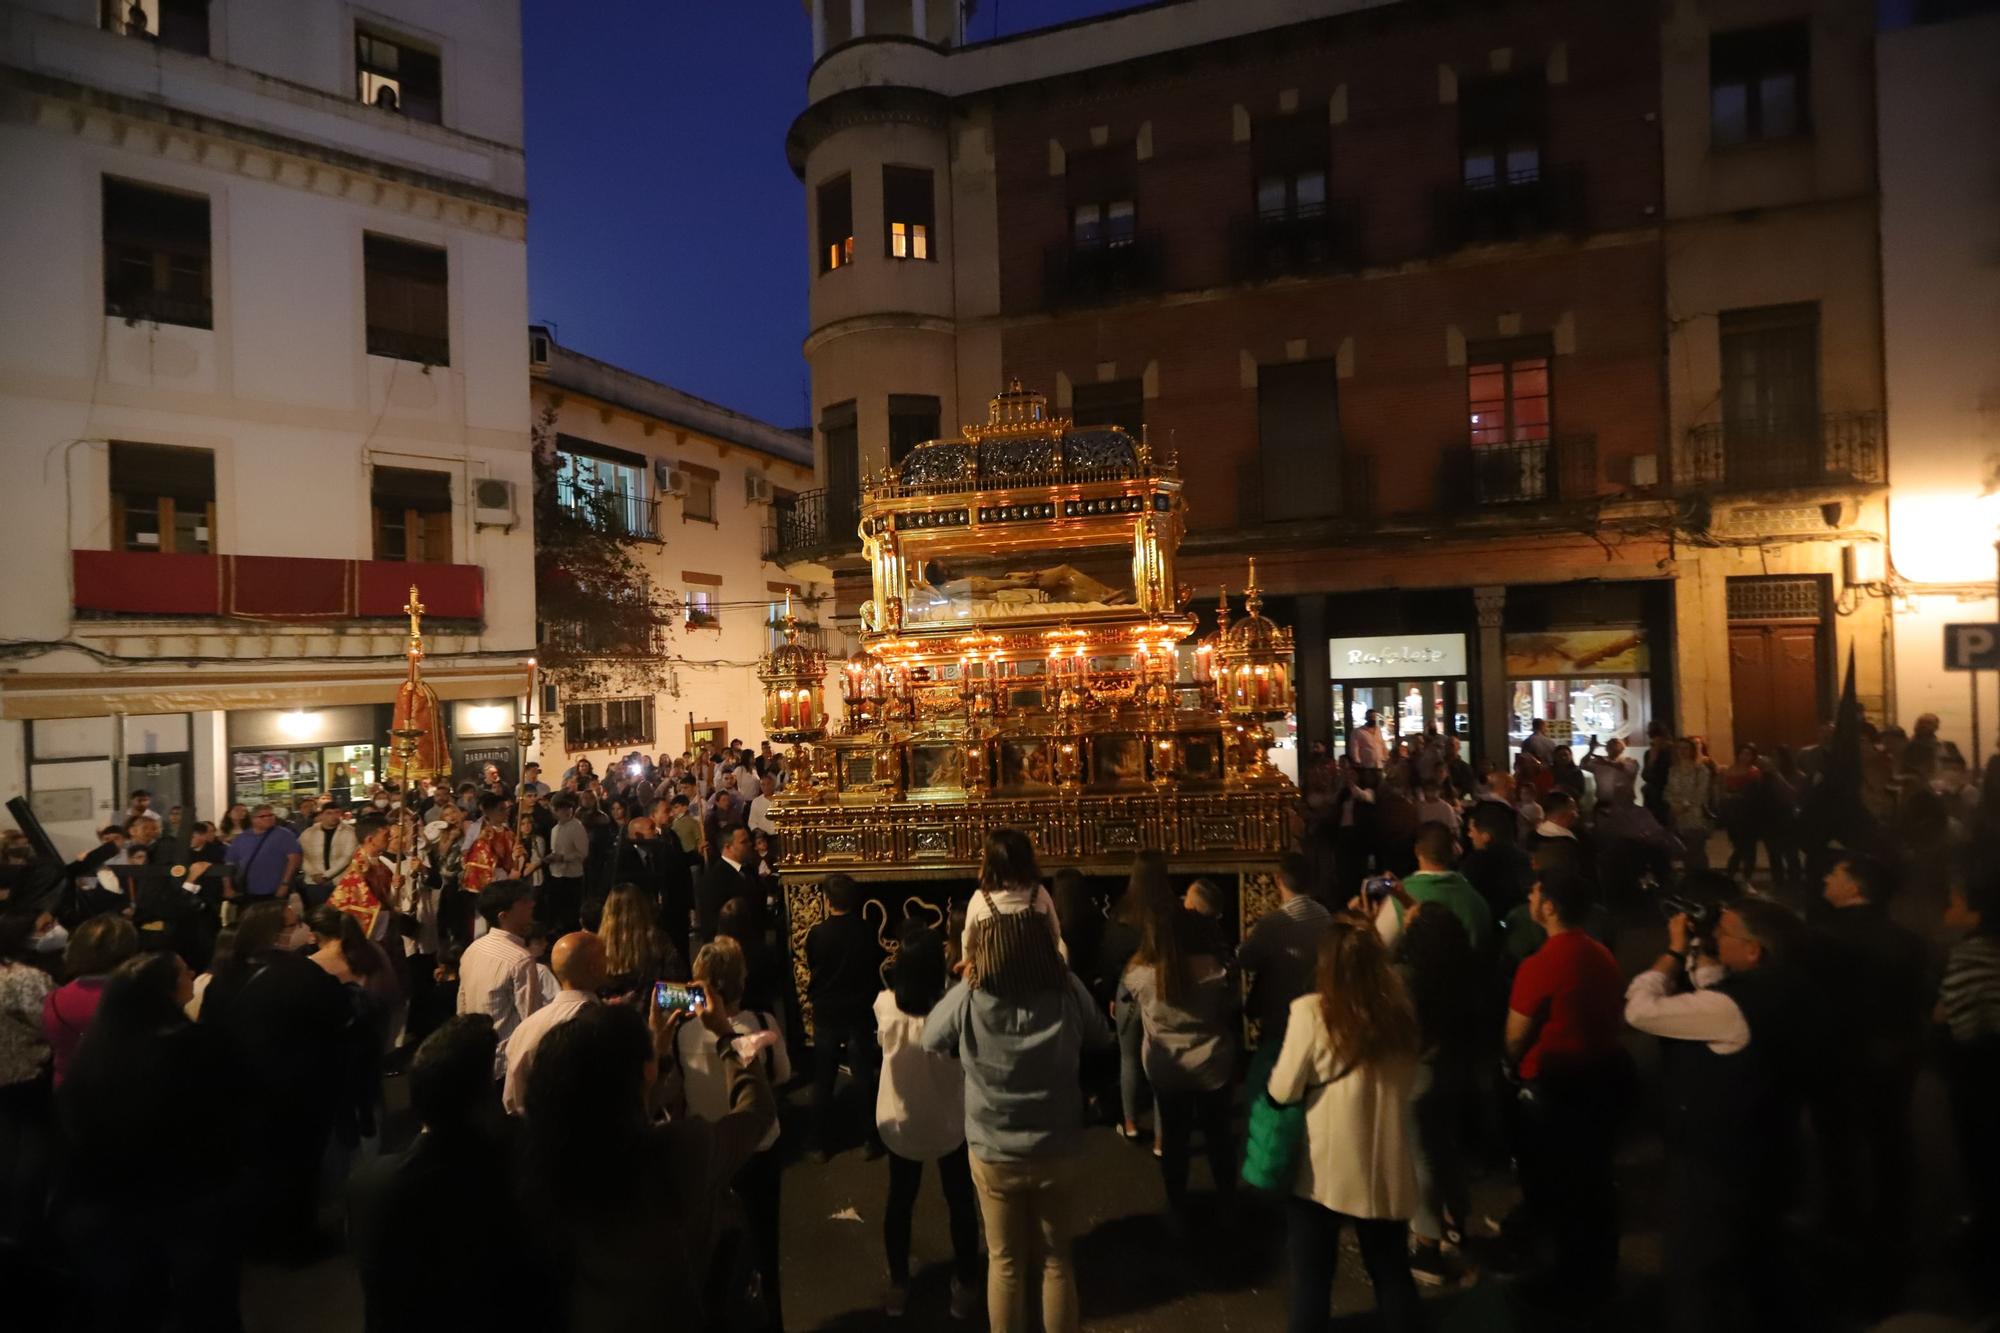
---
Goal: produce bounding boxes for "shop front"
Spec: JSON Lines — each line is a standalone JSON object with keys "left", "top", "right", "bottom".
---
{"left": 1327, "top": 632, "right": 1474, "bottom": 758}
{"left": 227, "top": 704, "right": 391, "bottom": 813}
{"left": 1504, "top": 628, "right": 1654, "bottom": 761}
{"left": 447, "top": 698, "right": 520, "bottom": 789}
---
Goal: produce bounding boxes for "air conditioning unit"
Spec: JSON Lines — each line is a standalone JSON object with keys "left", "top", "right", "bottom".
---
{"left": 1627, "top": 453, "right": 1660, "bottom": 488}
{"left": 656, "top": 462, "right": 689, "bottom": 496}
{"left": 745, "top": 473, "right": 775, "bottom": 505}
{"left": 528, "top": 327, "right": 551, "bottom": 369}
{"left": 473, "top": 478, "right": 517, "bottom": 528}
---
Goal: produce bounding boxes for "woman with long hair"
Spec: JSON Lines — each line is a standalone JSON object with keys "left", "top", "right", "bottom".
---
{"left": 58, "top": 950, "right": 242, "bottom": 1333}
{"left": 41, "top": 914, "right": 137, "bottom": 1088}
{"left": 1269, "top": 913, "right": 1423, "bottom": 1332}
{"left": 875, "top": 920, "right": 981, "bottom": 1318}
{"left": 597, "top": 881, "right": 688, "bottom": 1002}
{"left": 519, "top": 998, "right": 776, "bottom": 1330}
{"left": 960, "top": 827, "right": 1065, "bottom": 968}
{"left": 1119, "top": 848, "right": 1239, "bottom": 1232}
{"left": 927, "top": 827, "right": 1112, "bottom": 1333}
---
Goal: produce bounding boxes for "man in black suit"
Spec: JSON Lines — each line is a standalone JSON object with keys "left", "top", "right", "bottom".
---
{"left": 698, "top": 825, "right": 755, "bottom": 944}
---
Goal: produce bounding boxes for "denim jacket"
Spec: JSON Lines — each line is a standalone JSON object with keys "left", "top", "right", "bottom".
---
{"left": 922, "top": 974, "right": 1113, "bottom": 1162}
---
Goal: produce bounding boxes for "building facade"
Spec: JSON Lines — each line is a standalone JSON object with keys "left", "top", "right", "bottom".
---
{"left": 783, "top": 0, "right": 1896, "bottom": 768}
{"left": 528, "top": 329, "right": 828, "bottom": 774}
{"left": 1878, "top": 2, "right": 2000, "bottom": 756}
{"left": 0, "top": 0, "right": 534, "bottom": 849}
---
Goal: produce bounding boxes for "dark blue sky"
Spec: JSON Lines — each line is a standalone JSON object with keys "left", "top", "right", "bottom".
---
{"left": 522, "top": 0, "right": 1139, "bottom": 429}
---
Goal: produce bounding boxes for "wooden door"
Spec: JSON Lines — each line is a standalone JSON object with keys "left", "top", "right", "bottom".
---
{"left": 1728, "top": 622, "right": 1823, "bottom": 751}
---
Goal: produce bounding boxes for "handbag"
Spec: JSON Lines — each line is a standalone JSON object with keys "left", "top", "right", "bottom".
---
{"left": 1240, "top": 1045, "right": 1348, "bottom": 1195}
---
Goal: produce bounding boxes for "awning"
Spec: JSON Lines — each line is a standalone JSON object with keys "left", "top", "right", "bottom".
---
{"left": 0, "top": 662, "right": 530, "bottom": 721}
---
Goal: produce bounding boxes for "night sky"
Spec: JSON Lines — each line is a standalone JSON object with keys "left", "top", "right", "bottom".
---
{"left": 522, "top": 0, "right": 1139, "bottom": 430}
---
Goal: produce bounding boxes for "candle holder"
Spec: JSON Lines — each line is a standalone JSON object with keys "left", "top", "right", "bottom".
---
{"left": 758, "top": 599, "right": 829, "bottom": 745}
{"left": 1213, "top": 559, "right": 1294, "bottom": 784}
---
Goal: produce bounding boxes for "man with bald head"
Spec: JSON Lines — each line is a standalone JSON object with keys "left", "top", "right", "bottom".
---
{"left": 501, "top": 931, "right": 608, "bottom": 1114}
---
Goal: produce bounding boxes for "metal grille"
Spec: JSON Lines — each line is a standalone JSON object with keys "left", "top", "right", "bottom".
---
{"left": 1726, "top": 576, "right": 1824, "bottom": 622}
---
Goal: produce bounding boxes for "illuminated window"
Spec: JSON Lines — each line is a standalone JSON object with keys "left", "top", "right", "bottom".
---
{"left": 684, "top": 587, "right": 719, "bottom": 629}
{"left": 103, "top": 0, "right": 208, "bottom": 55}
{"left": 884, "top": 166, "right": 934, "bottom": 261}
{"left": 817, "top": 175, "right": 854, "bottom": 273}
{"left": 564, "top": 697, "right": 653, "bottom": 749}
{"left": 1467, "top": 350, "right": 1552, "bottom": 446}
{"left": 356, "top": 28, "right": 442, "bottom": 124}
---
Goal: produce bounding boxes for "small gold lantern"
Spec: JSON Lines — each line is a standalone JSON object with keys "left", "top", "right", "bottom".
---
{"left": 758, "top": 598, "right": 828, "bottom": 743}
{"left": 840, "top": 645, "right": 886, "bottom": 731}
{"left": 1213, "top": 560, "right": 1294, "bottom": 781}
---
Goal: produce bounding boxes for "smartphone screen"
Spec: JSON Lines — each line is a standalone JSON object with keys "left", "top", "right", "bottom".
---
{"left": 652, "top": 981, "right": 705, "bottom": 1015}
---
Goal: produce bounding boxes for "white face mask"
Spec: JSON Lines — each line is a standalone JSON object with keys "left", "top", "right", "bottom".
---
{"left": 373, "top": 797, "right": 391, "bottom": 809}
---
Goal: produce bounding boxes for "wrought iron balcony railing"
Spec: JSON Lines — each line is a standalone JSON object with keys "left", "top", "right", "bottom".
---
{"left": 1432, "top": 166, "right": 1586, "bottom": 253}
{"left": 766, "top": 487, "right": 861, "bottom": 563}
{"left": 1681, "top": 411, "right": 1884, "bottom": 491}
{"left": 1042, "top": 233, "right": 1163, "bottom": 308}
{"left": 1441, "top": 434, "right": 1598, "bottom": 509}
{"left": 1229, "top": 202, "right": 1361, "bottom": 282}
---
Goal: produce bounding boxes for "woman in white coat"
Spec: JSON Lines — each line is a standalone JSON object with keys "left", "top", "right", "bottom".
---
{"left": 1267, "top": 913, "right": 1424, "bottom": 1332}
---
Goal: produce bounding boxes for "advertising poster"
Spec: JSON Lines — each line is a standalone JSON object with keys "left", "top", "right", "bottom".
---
{"left": 1504, "top": 629, "right": 1649, "bottom": 677}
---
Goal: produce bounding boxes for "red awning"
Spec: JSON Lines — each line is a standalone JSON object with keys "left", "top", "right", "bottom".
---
{"left": 72, "top": 550, "right": 484, "bottom": 622}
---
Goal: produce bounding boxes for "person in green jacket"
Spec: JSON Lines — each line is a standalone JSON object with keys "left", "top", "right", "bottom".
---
{"left": 1368, "top": 822, "right": 1494, "bottom": 955}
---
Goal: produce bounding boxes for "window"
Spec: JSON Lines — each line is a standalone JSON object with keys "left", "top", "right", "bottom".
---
{"left": 104, "top": 0, "right": 208, "bottom": 55}
{"left": 364, "top": 234, "right": 449, "bottom": 365}
{"left": 110, "top": 441, "right": 215, "bottom": 554}
{"left": 768, "top": 599, "right": 825, "bottom": 652}
{"left": 884, "top": 166, "right": 934, "bottom": 261}
{"left": 103, "top": 177, "right": 211, "bottom": 329}
{"left": 1254, "top": 116, "right": 1329, "bottom": 221}
{"left": 684, "top": 586, "right": 719, "bottom": 629}
{"left": 821, "top": 400, "right": 860, "bottom": 531}
{"left": 1071, "top": 380, "right": 1145, "bottom": 436}
{"left": 680, "top": 467, "right": 718, "bottom": 523}
{"left": 563, "top": 697, "right": 654, "bottom": 750}
{"left": 1466, "top": 346, "right": 1552, "bottom": 446}
{"left": 371, "top": 467, "right": 452, "bottom": 562}
{"left": 818, "top": 175, "right": 854, "bottom": 273}
{"left": 555, "top": 439, "right": 653, "bottom": 538}
{"left": 887, "top": 394, "right": 941, "bottom": 466}
{"left": 1720, "top": 304, "right": 1819, "bottom": 432}
{"left": 1255, "top": 360, "right": 1343, "bottom": 523}
{"left": 1068, "top": 146, "right": 1137, "bottom": 251}
{"left": 356, "top": 28, "right": 442, "bottom": 124}
{"left": 1459, "top": 75, "right": 1544, "bottom": 189}
{"left": 1710, "top": 22, "right": 1809, "bottom": 147}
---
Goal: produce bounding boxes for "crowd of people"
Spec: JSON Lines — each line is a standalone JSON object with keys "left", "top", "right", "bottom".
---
{"left": 0, "top": 709, "right": 1996, "bottom": 1332}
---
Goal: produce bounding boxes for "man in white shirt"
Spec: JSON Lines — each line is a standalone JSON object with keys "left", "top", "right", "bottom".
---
{"left": 455, "top": 879, "right": 544, "bottom": 1080}
{"left": 747, "top": 777, "right": 777, "bottom": 837}
{"left": 501, "top": 931, "right": 606, "bottom": 1114}
{"left": 1623, "top": 898, "right": 1812, "bottom": 1333}
{"left": 298, "top": 804, "right": 358, "bottom": 906}
{"left": 735, "top": 761, "right": 762, "bottom": 802}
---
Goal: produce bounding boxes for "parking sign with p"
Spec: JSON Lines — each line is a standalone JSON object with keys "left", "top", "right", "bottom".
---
{"left": 1945, "top": 624, "right": 2000, "bottom": 671}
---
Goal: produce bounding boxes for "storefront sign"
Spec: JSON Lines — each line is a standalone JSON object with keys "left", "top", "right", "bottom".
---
{"left": 1327, "top": 633, "right": 1467, "bottom": 679}
{"left": 1505, "top": 628, "right": 1649, "bottom": 677}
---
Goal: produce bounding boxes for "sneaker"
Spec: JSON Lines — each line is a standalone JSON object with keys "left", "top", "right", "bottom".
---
{"left": 1408, "top": 1245, "right": 1458, "bottom": 1288}
{"left": 884, "top": 1284, "right": 908, "bottom": 1318}
{"left": 948, "top": 1277, "right": 980, "bottom": 1321}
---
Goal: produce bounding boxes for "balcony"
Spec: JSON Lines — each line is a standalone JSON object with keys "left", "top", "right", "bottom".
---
{"left": 1681, "top": 411, "right": 1884, "bottom": 492}
{"left": 766, "top": 487, "right": 861, "bottom": 565}
{"left": 1042, "top": 233, "right": 1163, "bottom": 308}
{"left": 1432, "top": 166, "right": 1585, "bottom": 253}
{"left": 72, "top": 550, "right": 484, "bottom": 621}
{"left": 105, "top": 289, "right": 213, "bottom": 330}
{"left": 1229, "top": 203, "right": 1361, "bottom": 282}
{"left": 1441, "top": 435, "right": 1598, "bottom": 509}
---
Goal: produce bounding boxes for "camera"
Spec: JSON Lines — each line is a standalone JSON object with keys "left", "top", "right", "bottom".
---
{"left": 1656, "top": 894, "right": 1719, "bottom": 931}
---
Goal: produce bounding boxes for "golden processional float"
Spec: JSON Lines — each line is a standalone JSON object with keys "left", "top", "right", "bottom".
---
{"left": 387, "top": 586, "right": 449, "bottom": 913}
{"left": 762, "top": 384, "right": 1299, "bottom": 1033}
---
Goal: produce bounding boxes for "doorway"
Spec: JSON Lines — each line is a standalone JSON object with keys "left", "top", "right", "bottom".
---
{"left": 1725, "top": 576, "right": 1828, "bottom": 752}
{"left": 125, "top": 754, "right": 190, "bottom": 829}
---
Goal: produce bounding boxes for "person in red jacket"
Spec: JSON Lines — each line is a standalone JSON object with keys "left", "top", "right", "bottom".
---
{"left": 41, "top": 914, "right": 137, "bottom": 1088}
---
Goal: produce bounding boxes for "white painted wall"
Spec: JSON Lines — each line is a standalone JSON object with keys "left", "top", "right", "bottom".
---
{"left": 1879, "top": 11, "right": 2000, "bottom": 760}
{"left": 0, "top": 0, "right": 533, "bottom": 834}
